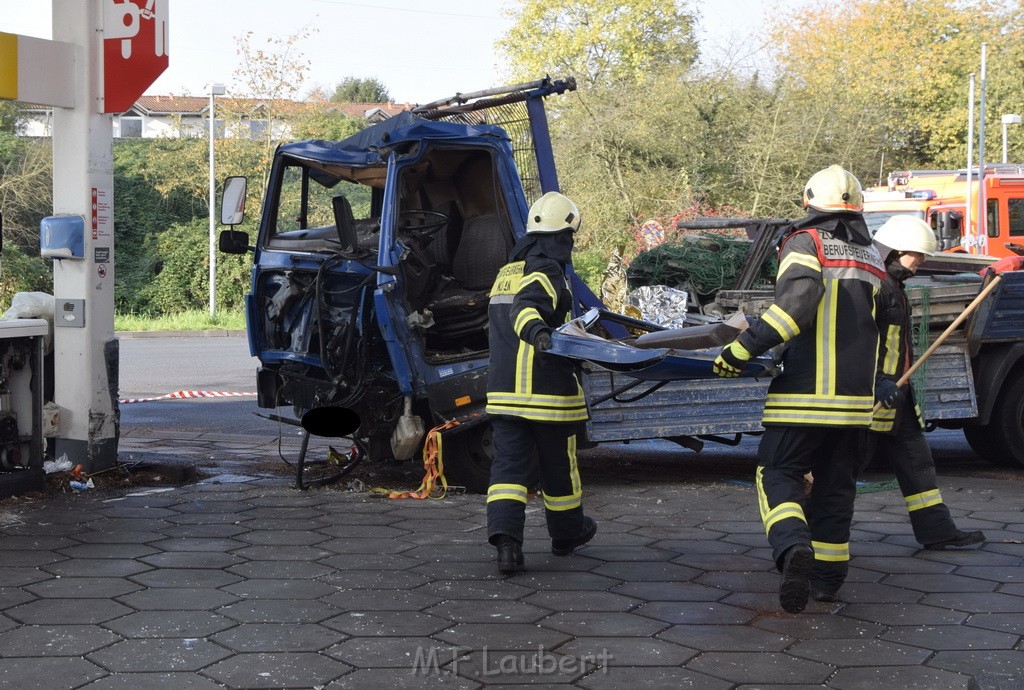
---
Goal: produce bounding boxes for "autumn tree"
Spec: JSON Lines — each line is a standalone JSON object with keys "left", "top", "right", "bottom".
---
{"left": 332, "top": 77, "right": 391, "bottom": 103}
{"left": 767, "top": 0, "right": 1024, "bottom": 174}
{"left": 497, "top": 0, "right": 699, "bottom": 88}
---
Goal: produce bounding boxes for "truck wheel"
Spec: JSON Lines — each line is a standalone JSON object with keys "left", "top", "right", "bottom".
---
{"left": 441, "top": 421, "right": 540, "bottom": 495}
{"left": 963, "top": 425, "right": 1011, "bottom": 465}
{"left": 441, "top": 422, "right": 494, "bottom": 494}
{"left": 987, "top": 368, "right": 1024, "bottom": 467}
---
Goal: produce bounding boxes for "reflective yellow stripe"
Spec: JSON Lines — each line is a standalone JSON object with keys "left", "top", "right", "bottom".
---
{"left": 905, "top": 488, "right": 943, "bottom": 512}
{"left": 778, "top": 251, "right": 821, "bottom": 278}
{"left": 486, "top": 391, "right": 588, "bottom": 407}
{"left": 520, "top": 271, "right": 557, "bottom": 309}
{"left": 754, "top": 467, "right": 769, "bottom": 523}
{"left": 543, "top": 490, "right": 582, "bottom": 511}
{"left": 761, "top": 304, "right": 801, "bottom": 342}
{"left": 870, "top": 406, "right": 896, "bottom": 432}
{"left": 514, "top": 307, "right": 543, "bottom": 337}
{"left": 811, "top": 540, "right": 849, "bottom": 562}
{"left": 763, "top": 501, "right": 807, "bottom": 533}
{"left": 515, "top": 340, "right": 534, "bottom": 394}
{"left": 763, "top": 409, "right": 872, "bottom": 426}
{"left": 487, "top": 483, "right": 528, "bottom": 504}
{"left": 484, "top": 404, "right": 589, "bottom": 423}
{"left": 815, "top": 279, "right": 839, "bottom": 396}
{"left": 765, "top": 394, "right": 873, "bottom": 409}
{"left": 568, "top": 433, "right": 580, "bottom": 497}
{"left": 882, "top": 324, "right": 901, "bottom": 376}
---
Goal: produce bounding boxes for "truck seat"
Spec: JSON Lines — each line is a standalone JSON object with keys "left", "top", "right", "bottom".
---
{"left": 424, "top": 212, "right": 510, "bottom": 344}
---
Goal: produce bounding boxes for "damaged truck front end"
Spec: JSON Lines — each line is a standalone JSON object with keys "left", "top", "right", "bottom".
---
{"left": 223, "top": 79, "right": 577, "bottom": 492}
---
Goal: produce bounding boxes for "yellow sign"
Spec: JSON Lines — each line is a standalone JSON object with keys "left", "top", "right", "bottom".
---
{"left": 0, "top": 33, "right": 16, "bottom": 101}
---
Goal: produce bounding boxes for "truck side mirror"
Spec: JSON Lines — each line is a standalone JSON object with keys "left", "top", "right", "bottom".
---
{"left": 219, "top": 230, "right": 252, "bottom": 254}
{"left": 221, "top": 176, "right": 247, "bottom": 226}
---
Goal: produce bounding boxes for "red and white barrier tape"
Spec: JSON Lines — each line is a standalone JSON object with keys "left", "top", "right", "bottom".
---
{"left": 119, "top": 390, "right": 257, "bottom": 404}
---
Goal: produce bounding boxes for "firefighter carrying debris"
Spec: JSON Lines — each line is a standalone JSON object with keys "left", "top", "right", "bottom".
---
{"left": 713, "top": 165, "right": 886, "bottom": 613}
{"left": 869, "top": 215, "right": 985, "bottom": 552}
{"left": 485, "top": 192, "right": 598, "bottom": 574}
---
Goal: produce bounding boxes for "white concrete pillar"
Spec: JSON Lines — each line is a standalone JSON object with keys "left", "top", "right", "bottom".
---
{"left": 50, "top": 0, "right": 118, "bottom": 470}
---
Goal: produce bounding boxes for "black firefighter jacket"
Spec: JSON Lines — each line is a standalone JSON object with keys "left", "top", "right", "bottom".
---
{"left": 736, "top": 214, "right": 886, "bottom": 427}
{"left": 871, "top": 261, "right": 926, "bottom": 433}
{"left": 485, "top": 233, "right": 588, "bottom": 423}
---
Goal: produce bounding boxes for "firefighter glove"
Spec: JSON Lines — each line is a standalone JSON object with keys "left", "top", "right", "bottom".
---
{"left": 713, "top": 341, "right": 751, "bottom": 378}
{"left": 534, "top": 330, "right": 553, "bottom": 353}
{"left": 875, "top": 377, "right": 905, "bottom": 409}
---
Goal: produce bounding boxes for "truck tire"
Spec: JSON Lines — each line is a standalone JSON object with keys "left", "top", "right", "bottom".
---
{"left": 986, "top": 367, "right": 1024, "bottom": 467}
{"left": 962, "top": 425, "right": 1012, "bottom": 465}
{"left": 441, "top": 421, "right": 539, "bottom": 494}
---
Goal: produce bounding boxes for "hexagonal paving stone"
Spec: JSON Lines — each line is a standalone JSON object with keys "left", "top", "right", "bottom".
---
{"left": 324, "top": 610, "right": 450, "bottom": 637}
{"left": 881, "top": 624, "right": 1019, "bottom": 651}
{"left": 320, "top": 569, "right": 433, "bottom": 590}
{"left": 788, "top": 639, "right": 931, "bottom": 666}
{"left": 0, "top": 536, "right": 79, "bottom": 550}
{"left": 326, "top": 636, "right": 464, "bottom": 669}
{"left": 927, "top": 650, "right": 1024, "bottom": 678}
{"left": 117, "top": 587, "right": 240, "bottom": 611}
{"left": 634, "top": 601, "right": 757, "bottom": 626}
{"left": 235, "top": 529, "right": 330, "bottom": 546}
{"left": 433, "top": 623, "right": 571, "bottom": 649}
{"left": 828, "top": 665, "right": 978, "bottom": 690}
{"left": 129, "top": 568, "right": 242, "bottom": 589}
{"left": 575, "top": 664, "right": 732, "bottom": 689}
{"left": 218, "top": 599, "right": 342, "bottom": 624}
{"left": 882, "top": 573, "right": 998, "bottom": 593}
{"left": 558, "top": 636, "right": 697, "bottom": 667}
{"left": 0, "top": 657, "right": 106, "bottom": 688}
{"left": 426, "top": 599, "right": 550, "bottom": 625}
{"left": 685, "top": 651, "right": 834, "bottom": 685}
{"left": 25, "top": 577, "right": 142, "bottom": 599}
{"left": 612, "top": 580, "right": 726, "bottom": 602}
{"left": 57, "top": 544, "right": 159, "bottom": 560}
{"left": 146, "top": 537, "right": 249, "bottom": 552}
{"left": 7, "top": 598, "right": 132, "bottom": 625}
{"left": 103, "top": 611, "right": 235, "bottom": 638}
{"left": 71, "top": 531, "right": 165, "bottom": 545}
{"left": 222, "top": 578, "right": 337, "bottom": 599}
{"left": 138, "top": 551, "right": 245, "bottom": 569}
{"left": 0, "top": 585, "right": 36, "bottom": 610}
{"left": 453, "top": 648, "right": 595, "bottom": 684}
{"left": 87, "top": 638, "right": 231, "bottom": 672}
{"left": 541, "top": 611, "right": 668, "bottom": 637}
{"left": 316, "top": 538, "right": 414, "bottom": 555}
{"left": 202, "top": 652, "right": 351, "bottom": 688}
{"left": 0, "top": 550, "right": 68, "bottom": 567}
{"left": 0, "top": 566, "right": 58, "bottom": 587}
{"left": 0, "top": 624, "right": 121, "bottom": 656}
{"left": 920, "top": 592, "right": 1024, "bottom": 613}
{"left": 659, "top": 624, "right": 794, "bottom": 652}
{"left": 77, "top": 671, "right": 227, "bottom": 689}
{"left": 420, "top": 579, "right": 535, "bottom": 601}
{"left": 212, "top": 623, "right": 343, "bottom": 653}
{"left": 42, "top": 559, "right": 153, "bottom": 578}
{"left": 524, "top": 590, "right": 642, "bottom": 613}
{"left": 753, "top": 614, "right": 887, "bottom": 641}
{"left": 324, "top": 667, "right": 474, "bottom": 688}
{"left": 161, "top": 523, "right": 250, "bottom": 539}
{"left": 839, "top": 603, "right": 969, "bottom": 626}
{"left": 320, "top": 589, "right": 442, "bottom": 613}
{"left": 227, "top": 560, "right": 336, "bottom": 580}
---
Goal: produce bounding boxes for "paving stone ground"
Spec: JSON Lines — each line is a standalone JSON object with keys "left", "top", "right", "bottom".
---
{"left": 0, "top": 431, "right": 1021, "bottom": 689}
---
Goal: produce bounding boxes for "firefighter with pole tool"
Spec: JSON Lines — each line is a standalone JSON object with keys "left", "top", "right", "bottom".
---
{"left": 485, "top": 192, "right": 597, "bottom": 574}
{"left": 868, "top": 215, "right": 990, "bottom": 553}
{"left": 713, "top": 165, "right": 886, "bottom": 613}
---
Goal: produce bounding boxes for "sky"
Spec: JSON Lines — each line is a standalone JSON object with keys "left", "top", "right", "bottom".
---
{"left": 1, "top": 0, "right": 810, "bottom": 105}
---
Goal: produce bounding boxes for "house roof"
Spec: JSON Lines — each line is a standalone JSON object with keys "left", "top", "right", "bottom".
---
{"left": 132, "top": 95, "right": 407, "bottom": 119}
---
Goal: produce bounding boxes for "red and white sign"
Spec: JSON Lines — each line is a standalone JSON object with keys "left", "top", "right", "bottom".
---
{"left": 101, "top": 0, "right": 168, "bottom": 113}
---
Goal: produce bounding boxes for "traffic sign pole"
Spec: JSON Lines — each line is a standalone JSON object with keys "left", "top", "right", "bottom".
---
{"left": 51, "top": 0, "right": 118, "bottom": 470}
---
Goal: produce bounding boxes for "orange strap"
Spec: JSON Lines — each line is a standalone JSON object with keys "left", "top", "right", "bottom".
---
{"left": 387, "top": 419, "right": 459, "bottom": 499}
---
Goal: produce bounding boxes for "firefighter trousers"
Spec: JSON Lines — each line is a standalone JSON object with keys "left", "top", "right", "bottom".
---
{"left": 756, "top": 426, "right": 868, "bottom": 592}
{"left": 486, "top": 416, "right": 586, "bottom": 545}
{"left": 867, "top": 404, "right": 957, "bottom": 546}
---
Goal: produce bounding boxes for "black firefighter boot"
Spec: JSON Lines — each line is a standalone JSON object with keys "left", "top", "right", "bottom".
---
{"left": 495, "top": 535, "right": 524, "bottom": 574}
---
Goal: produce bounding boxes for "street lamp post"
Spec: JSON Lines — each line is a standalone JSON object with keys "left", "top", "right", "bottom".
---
{"left": 208, "top": 82, "right": 226, "bottom": 318}
{"left": 1002, "top": 113, "right": 1021, "bottom": 164}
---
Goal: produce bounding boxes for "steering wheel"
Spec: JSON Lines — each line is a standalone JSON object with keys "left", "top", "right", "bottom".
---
{"left": 397, "top": 210, "right": 448, "bottom": 244}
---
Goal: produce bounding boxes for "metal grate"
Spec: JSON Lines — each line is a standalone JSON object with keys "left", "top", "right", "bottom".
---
{"left": 417, "top": 96, "right": 542, "bottom": 203}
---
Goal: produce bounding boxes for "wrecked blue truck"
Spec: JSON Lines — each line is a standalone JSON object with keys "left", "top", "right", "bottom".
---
{"left": 219, "top": 77, "right": 1024, "bottom": 492}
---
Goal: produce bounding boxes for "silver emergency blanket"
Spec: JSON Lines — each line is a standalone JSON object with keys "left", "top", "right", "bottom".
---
{"left": 626, "top": 285, "right": 689, "bottom": 328}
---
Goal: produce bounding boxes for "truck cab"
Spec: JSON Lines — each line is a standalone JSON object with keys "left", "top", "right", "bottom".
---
{"left": 221, "top": 79, "right": 579, "bottom": 491}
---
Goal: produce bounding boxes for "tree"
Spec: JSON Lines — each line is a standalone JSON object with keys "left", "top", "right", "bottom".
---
{"left": 332, "top": 77, "right": 391, "bottom": 103}
{"left": 497, "top": 0, "right": 699, "bottom": 88}
{"left": 766, "top": 0, "right": 1023, "bottom": 174}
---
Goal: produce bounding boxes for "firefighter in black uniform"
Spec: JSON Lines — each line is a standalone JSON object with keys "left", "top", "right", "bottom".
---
{"left": 485, "top": 191, "right": 596, "bottom": 574}
{"left": 713, "top": 165, "right": 886, "bottom": 613}
{"left": 870, "top": 214, "right": 985, "bottom": 551}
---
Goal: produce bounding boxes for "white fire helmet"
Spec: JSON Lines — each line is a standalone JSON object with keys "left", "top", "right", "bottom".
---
{"left": 526, "top": 192, "right": 581, "bottom": 234}
{"left": 802, "top": 165, "right": 864, "bottom": 213}
{"left": 874, "top": 214, "right": 938, "bottom": 256}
